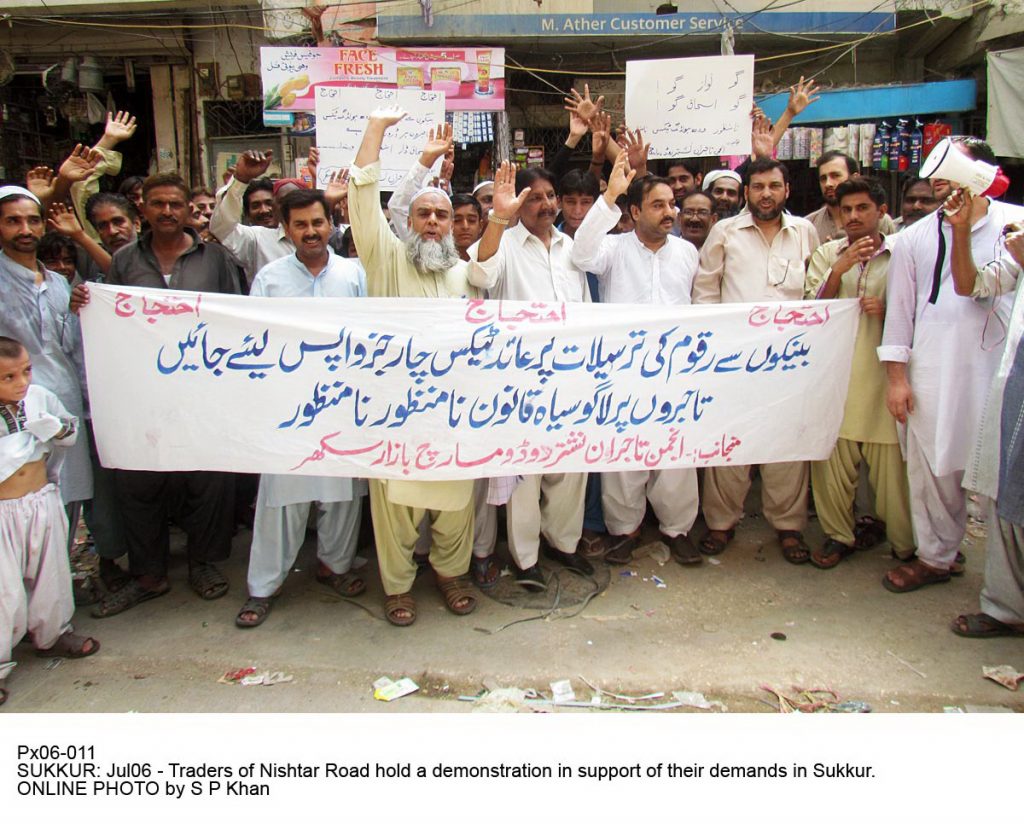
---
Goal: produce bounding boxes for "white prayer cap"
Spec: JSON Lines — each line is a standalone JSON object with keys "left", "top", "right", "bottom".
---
{"left": 410, "top": 186, "right": 452, "bottom": 208}
{"left": 702, "top": 169, "right": 742, "bottom": 191}
{"left": 0, "top": 185, "right": 41, "bottom": 205}
{"left": 472, "top": 180, "right": 494, "bottom": 194}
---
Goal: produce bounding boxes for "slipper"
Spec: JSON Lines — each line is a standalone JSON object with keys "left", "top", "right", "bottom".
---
{"left": 437, "top": 574, "right": 477, "bottom": 616}
{"left": 236, "top": 596, "right": 276, "bottom": 629}
{"left": 778, "top": 530, "right": 811, "bottom": 565}
{"left": 810, "top": 538, "right": 856, "bottom": 570}
{"left": 951, "top": 613, "right": 1024, "bottom": 638}
{"left": 99, "top": 558, "right": 131, "bottom": 594}
{"left": 91, "top": 578, "right": 170, "bottom": 619}
{"left": 882, "top": 560, "right": 951, "bottom": 594}
{"left": 578, "top": 530, "right": 607, "bottom": 560}
{"left": 699, "top": 527, "right": 734, "bottom": 556}
{"left": 853, "top": 516, "right": 887, "bottom": 550}
{"left": 471, "top": 555, "right": 501, "bottom": 590}
{"left": 316, "top": 569, "right": 366, "bottom": 597}
{"left": 384, "top": 593, "right": 416, "bottom": 627}
{"left": 72, "top": 576, "right": 100, "bottom": 607}
{"left": 189, "top": 563, "right": 228, "bottom": 600}
{"left": 36, "top": 632, "right": 100, "bottom": 659}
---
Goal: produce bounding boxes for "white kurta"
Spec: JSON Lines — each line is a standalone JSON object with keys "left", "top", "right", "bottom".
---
{"left": 878, "top": 200, "right": 1024, "bottom": 476}
{"left": 249, "top": 249, "right": 367, "bottom": 506}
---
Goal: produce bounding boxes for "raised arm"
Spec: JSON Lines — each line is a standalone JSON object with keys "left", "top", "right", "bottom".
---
{"left": 388, "top": 122, "right": 452, "bottom": 242}
{"left": 48, "top": 203, "right": 112, "bottom": 274}
{"left": 770, "top": 76, "right": 819, "bottom": 147}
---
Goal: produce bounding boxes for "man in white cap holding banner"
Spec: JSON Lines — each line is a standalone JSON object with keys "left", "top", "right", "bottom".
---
{"left": 879, "top": 136, "right": 1024, "bottom": 593}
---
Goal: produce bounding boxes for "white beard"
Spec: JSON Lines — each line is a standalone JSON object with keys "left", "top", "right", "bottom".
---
{"left": 405, "top": 233, "right": 460, "bottom": 278}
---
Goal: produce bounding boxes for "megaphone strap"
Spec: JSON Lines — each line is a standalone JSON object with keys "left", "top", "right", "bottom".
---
{"left": 928, "top": 211, "right": 945, "bottom": 305}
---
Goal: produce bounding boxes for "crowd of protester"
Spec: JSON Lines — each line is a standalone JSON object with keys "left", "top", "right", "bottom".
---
{"left": 2, "top": 78, "right": 1023, "bottom": 708}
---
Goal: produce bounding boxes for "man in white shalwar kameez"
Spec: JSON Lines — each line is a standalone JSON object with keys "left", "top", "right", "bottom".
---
{"left": 235, "top": 190, "right": 366, "bottom": 628}
{"left": 878, "top": 138, "right": 1024, "bottom": 592}
{"left": 570, "top": 154, "right": 703, "bottom": 567}
{"left": 1, "top": 338, "right": 99, "bottom": 706}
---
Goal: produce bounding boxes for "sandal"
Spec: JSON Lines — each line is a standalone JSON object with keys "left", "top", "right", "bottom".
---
{"left": 778, "top": 530, "right": 810, "bottom": 565}
{"left": 882, "top": 559, "right": 951, "bottom": 593}
{"left": 99, "top": 558, "right": 131, "bottom": 594}
{"left": 316, "top": 569, "right": 366, "bottom": 597}
{"left": 951, "top": 613, "right": 1024, "bottom": 638}
{"left": 604, "top": 530, "right": 641, "bottom": 565}
{"left": 72, "top": 576, "right": 100, "bottom": 607}
{"left": 699, "top": 527, "right": 735, "bottom": 556}
{"left": 188, "top": 563, "right": 229, "bottom": 600}
{"left": 436, "top": 574, "right": 477, "bottom": 616}
{"left": 236, "top": 596, "right": 276, "bottom": 629}
{"left": 578, "top": 529, "right": 607, "bottom": 560}
{"left": 384, "top": 593, "right": 417, "bottom": 627}
{"left": 36, "top": 632, "right": 100, "bottom": 659}
{"left": 853, "top": 516, "right": 887, "bottom": 550}
{"left": 471, "top": 555, "right": 501, "bottom": 590}
{"left": 91, "top": 578, "right": 170, "bottom": 618}
{"left": 810, "top": 538, "right": 855, "bottom": 570}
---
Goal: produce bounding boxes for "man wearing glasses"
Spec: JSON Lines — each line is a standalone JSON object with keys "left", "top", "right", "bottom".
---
{"left": 678, "top": 191, "right": 718, "bottom": 251}
{"left": 691, "top": 158, "right": 820, "bottom": 563}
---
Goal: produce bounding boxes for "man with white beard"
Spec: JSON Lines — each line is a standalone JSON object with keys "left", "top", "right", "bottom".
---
{"left": 348, "top": 107, "right": 479, "bottom": 627}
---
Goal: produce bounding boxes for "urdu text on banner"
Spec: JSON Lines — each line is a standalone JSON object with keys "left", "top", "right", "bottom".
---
{"left": 81, "top": 285, "right": 859, "bottom": 480}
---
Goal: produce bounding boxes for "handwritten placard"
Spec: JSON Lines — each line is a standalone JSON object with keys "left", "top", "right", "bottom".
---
{"left": 625, "top": 55, "right": 754, "bottom": 159}
{"left": 81, "top": 285, "right": 859, "bottom": 480}
{"left": 314, "top": 86, "right": 445, "bottom": 191}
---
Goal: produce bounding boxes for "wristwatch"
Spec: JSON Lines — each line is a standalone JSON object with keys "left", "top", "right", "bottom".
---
{"left": 487, "top": 211, "right": 510, "bottom": 226}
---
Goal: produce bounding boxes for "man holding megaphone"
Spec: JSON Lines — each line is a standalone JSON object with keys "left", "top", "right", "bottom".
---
{"left": 878, "top": 136, "right": 1024, "bottom": 594}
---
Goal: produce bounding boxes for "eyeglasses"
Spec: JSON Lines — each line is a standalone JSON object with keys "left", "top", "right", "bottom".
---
{"left": 680, "top": 208, "right": 712, "bottom": 219}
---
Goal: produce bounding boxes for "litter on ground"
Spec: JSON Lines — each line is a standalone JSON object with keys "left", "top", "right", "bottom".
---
{"left": 373, "top": 676, "right": 419, "bottom": 701}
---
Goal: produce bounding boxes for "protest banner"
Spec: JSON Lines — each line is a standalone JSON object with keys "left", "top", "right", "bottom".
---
{"left": 260, "top": 45, "right": 504, "bottom": 126}
{"left": 81, "top": 285, "right": 858, "bottom": 481}
{"left": 626, "top": 54, "right": 754, "bottom": 158}
{"left": 313, "top": 86, "right": 445, "bottom": 190}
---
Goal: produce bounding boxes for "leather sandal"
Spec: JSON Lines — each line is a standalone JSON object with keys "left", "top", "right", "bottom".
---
{"left": 436, "top": 574, "right": 477, "bottom": 615}
{"left": 810, "top": 538, "right": 855, "bottom": 570}
{"left": 36, "top": 632, "right": 100, "bottom": 659}
{"left": 316, "top": 569, "right": 366, "bottom": 597}
{"left": 384, "top": 593, "right": 417, "bottom": 627}
{"left": 699, "top": 527, "right": 735, "bottom": 556}
{"left": 236, "top": 596, "right": 276, "bottom": 628}
{"left": 882, "top": 560, "right": 951, "bottom": 593}
{"left": 778, "top": 530, "right": 811, "bottom": 565}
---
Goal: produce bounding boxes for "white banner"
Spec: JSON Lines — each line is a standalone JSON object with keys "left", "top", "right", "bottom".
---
{"left": 81, "top": 285, "right": 858, "bottom": 480}
{"left": 626, "top": 55, "right": 754, "bottom": 159}
{"left": 314, "top": 86, "right": 445, "bottom": 190}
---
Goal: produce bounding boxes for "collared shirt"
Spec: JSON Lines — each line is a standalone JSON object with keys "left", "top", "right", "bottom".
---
{"left": 348, "top": 159, "right": 476, "bottom": 512}
{"left": 805, "top": 204, "right": 897, "bottom": 242}
{"left": 878, "top": 199, "right": 1024, "bottom": 476}
{"left": 250, "top": 248, "right": 367, "bottom": 508}
{"left": 107, "top": 228, "right": 243, "bottom": 295}
{"left": 467, "top": 221, "right": 589, "bottom": 302}
{"left": 210, "top": 176, "right": 294, "bottom": 283}
{"left": 805, "top": 234, "right": 897, "bottom": 444}
{"left": 691, "top": 210, "right": 819, "bottom": 304}
{"left": 0, "top": 251, "right": 91, "bottom": 502}
{"left": 571, "top": 196, "right": 698, "bottom": 305}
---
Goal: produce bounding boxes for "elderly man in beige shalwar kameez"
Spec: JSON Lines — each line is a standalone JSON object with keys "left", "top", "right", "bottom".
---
{"left": 348, "top": 107, "right": 479, "bottom": 627}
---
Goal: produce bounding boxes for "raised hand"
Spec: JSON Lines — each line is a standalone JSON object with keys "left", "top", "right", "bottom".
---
{"left": 420, "top": 122, "right": 453, "bottom": 166}
{"left": 491, "top": 160, "right": 530, "bottom": 220}
{"left": 307, "top": 146, "right": 320, "bottom": 181}
{"left": 58, "top": 144, "right": 102, "bottom": 183}
{"left": 26, "top": 166, "right": 56, "bottom": 203}
{"left": 323, "top": 168, "right": 349, "bottom": 208}
{"left": 590, "top": 112, "right": 612, "bottom": 161}
{"left": 234, "top": 149, "right": 273, "bottom": 183}
{"left": 568, "top": 107, "right": 589, "bottom": 142}
{"left": 620, "top": 127, "right": 650, "bottom": 175}
{"left": 564, "top": 83, "right": 604, "bottom": 122}
{"left": 605, "top": 151, "right": 636, "bottom": 202}
{"left": 833, "top": 235, "right": 877, "bottom": 276}
{"left": 368, "top": 106, "right": 407, "bottom": 129}
{"left": 103, "top": 110, "right": 137, "bottom": 145}
{"left": 786, "top": 76, "right": 820, "bottom": 116}
{"left": 47, "top": 202, "right": 85, "bottom": 237}
{"left": 751, "top": 113, "right": 773, "bottom": 159}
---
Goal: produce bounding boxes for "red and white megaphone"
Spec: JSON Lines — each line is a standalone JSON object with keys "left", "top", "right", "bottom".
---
{"left": 919, "top": 137, "right": 1009, "bottom": 198}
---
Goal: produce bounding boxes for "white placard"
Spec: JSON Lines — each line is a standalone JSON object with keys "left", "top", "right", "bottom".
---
{"left": 626, "top": 55, "right": 754, "bottom": 159}
{"left": 81, "top": 285, "right": 859, "bottom": 480}
{"left": 314, "top": 86, "right": 445, "bottom": 191}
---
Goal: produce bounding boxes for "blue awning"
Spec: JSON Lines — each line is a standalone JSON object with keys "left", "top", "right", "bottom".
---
{"left": 756, "top": 79, "right": 977, "bottom": 124}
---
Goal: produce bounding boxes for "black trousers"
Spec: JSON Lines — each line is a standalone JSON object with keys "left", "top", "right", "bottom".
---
{"left": 114, "top": 469, "right": 235, "bottom": 578}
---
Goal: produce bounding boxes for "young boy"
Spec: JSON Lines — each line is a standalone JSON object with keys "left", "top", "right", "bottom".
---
{"left": 0, "top": 336, "right": 98, "bottom": 707}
